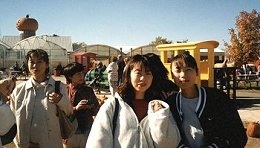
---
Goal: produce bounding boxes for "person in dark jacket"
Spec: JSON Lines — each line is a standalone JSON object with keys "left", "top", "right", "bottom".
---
{"left": 168, "top": 52, "right": 247, "bottom": 148}
{"left": 116, "top": 55, "right": 125, "bottom": 86}
{"left": 63, "top": 62, "right": 100, "bottom": 148}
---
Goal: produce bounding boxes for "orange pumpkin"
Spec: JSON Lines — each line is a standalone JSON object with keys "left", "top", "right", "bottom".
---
{"left": 247, "top": 121, "right": 260, "bottom": 137}
{"left": 16, "top": 15, "right": 38, "bottom": 31}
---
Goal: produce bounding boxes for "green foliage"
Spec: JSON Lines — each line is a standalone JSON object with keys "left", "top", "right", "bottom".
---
{"left": 72, "top": 42, "right": 87, "bottom": 51}
{"left": 150, "top": 36, "right": 172, "bottom": 46}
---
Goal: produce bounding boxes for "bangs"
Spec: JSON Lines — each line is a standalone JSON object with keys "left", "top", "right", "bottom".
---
{"left": 27, "top": 49, "right": 49, "bottom": 63}
{"left": 171, "top": 53, "right": 198, "bottom": 72}
{"left": 173, "top": 58, "right": 196, "bottom": 69}
{"left": 172, "top": 58, "right": 187, "bottom": 69}
{"left": 130, "top": 60, "right": 151, "bottom": 72}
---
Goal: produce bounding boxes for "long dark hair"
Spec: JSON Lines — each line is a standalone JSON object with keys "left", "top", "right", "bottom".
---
{"left": 145, "top": 53, "right": 179, "bottom": 98}
{"left": 118, "top": 54, "right": 163, "bottom": 107}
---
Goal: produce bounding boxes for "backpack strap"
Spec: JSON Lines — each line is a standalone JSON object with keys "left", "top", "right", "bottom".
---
{"left": 112, "top": 98, "right": 119, "bottom": 137}
{"left": 55, "top": 81, "right": 61, "bottom": 117}
{"left": 55, "top": 81, "right": 61, "bottom": 94}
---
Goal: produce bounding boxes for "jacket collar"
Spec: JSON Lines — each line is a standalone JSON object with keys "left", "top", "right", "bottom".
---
{"left": 25, "top": 77, "right": 56, "bottom": 90}
{"left": 176, "top": 85, "right": 207, "bottom": 120}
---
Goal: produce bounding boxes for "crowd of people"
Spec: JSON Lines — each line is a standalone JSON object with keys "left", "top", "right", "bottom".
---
{"left": 0, "top": 48, "right": 247, "bottom": 148}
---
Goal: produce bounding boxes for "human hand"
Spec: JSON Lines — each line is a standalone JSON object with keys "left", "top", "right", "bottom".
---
{"left": 48, "top": 92, "right": 62, "bottom": 104}
{"left": 97, "top": 95, "right": 108, "bottom": 105}
{"left": 75, "top": 99, "right": 94, "bottom": 111}
{"left": 62, "top": 139, "right": 68, "bottom": 144}
{"left": 151, "top": 101, "right": 164, "bottom": 112}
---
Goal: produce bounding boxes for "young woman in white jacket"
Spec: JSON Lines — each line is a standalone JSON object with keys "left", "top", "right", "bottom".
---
{"left": 86, "top": 54, "right": 180, "bottom": 148}
{"left": 10, "top": 49, "right": 73, "bottom": 148}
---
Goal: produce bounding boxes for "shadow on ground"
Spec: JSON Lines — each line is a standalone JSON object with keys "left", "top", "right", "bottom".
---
{"left": 236, "top": 99, "right": 260, "bottom": 109}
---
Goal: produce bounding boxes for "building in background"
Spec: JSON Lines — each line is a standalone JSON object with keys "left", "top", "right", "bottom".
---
{"left": 0, "top": 15, "right": 227, "bottom": 74}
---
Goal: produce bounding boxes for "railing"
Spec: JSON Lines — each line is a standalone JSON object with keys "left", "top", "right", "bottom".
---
{"left": 236, "top": 74, "right": 259, "bottom": 88}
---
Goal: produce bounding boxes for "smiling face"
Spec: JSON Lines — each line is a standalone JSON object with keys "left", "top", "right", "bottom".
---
{"left": 130, "top": 63, "right": 153, "bottom": 99}
{"left": 170, "top": 53, "right": 199, "bottom": 95}
{"left": 171, "top": 61, "right": 197, "bottom": 90}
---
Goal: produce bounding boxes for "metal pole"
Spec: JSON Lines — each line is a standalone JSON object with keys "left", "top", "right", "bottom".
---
{"left": 3, "top": 48, "right": 5, "bottom": 67}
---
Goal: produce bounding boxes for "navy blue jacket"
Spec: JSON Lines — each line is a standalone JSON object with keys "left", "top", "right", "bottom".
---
{"left": 167, "top": 86, "right": 247, "bottom": 148}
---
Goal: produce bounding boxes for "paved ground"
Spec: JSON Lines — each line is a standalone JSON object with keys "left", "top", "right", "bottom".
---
{"left": 10, "top": 76, "right": 259, "bottom": 148}
{"left": 236, "top": 89, "right": 260, "bottom": 123}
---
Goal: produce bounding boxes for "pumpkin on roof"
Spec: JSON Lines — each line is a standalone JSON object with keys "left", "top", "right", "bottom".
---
{"left": 16, "top": 15, "right": 38, "bottom": 31}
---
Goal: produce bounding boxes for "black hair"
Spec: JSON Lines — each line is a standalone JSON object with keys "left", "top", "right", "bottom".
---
{"left": 144, "top": 53, "right": 169, "bottom": 79}
{"left": 118, "top": 54, "right": 165, "bottom": 107}
{"left": 63, "top": 62, "right": 84, "bottom": 83}
{"left": 144, "top": 53, "right": 179, "bottom": 99}
{"left": 26, "top": 49, "right": 49, "bottom": 74}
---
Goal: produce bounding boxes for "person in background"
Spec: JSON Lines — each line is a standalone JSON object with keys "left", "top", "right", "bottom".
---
{"left": 91, "top": 60, "right": 97, "bottom": 70}
{"left": 13, "top": 61, "right": 20, "bottom": 71}
{"left": 0, "top": 77, "right": 17, "bottom": 147}
{"left": 123, "top": 56, "right": 130, "bottom": 66}
{"left": 92, "top": 61, "right": 105, "bottom": 94}
{"left": 56, "top": 63, "right": 63, "bottom": 75}
{"left": 116, "top": 55, "right": 125, "bottom": 86}
{"left": 168, "top": 52, "right": 247, "bottom": 148}
{"left": 10, "top": 49, "right": 73, "bottom": 148}
{"left": 106, "top": 56, "right": 119, "bottom": 96}
{"left": 86, "top": 54, "right": 180, "bottom": 148}
{"left": 20, "top": 61, "right": 29, "bottom": 78}
{"left": 257, "top": 64, "right": 260, "bottom": 76}
{"left": 63, "top": 62, "right": 100, "bottom": 148}
{"left": 246, "top": 64, "right": 252, "bottom": 74}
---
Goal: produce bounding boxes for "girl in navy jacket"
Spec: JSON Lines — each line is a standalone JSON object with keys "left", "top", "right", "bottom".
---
{"left": 167, "top": 52, "right": 247, "bottom": 148}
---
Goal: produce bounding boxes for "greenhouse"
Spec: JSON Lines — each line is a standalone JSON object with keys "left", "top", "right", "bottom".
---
{"left": 76, "top": 44, "right": 124, "bottom": 66}
{"left": 0, "top": 40, "right": 11, "bottom": 68}
{"left": 126, "top": 44, "right": 158, "bottom": 57}
{"left": 11, "top": 35, "right": 68, "bottom": 71}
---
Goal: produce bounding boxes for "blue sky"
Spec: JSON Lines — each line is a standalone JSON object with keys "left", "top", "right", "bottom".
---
{"left": 0, "top": 0, "right": 259, "bottom": 51}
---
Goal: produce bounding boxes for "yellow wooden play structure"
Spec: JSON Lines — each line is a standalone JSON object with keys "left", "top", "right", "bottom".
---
{"left": 157, "top": 40, "right": 219, "bottom": 87}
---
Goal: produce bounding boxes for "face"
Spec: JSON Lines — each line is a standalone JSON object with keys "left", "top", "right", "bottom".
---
{"left": 130, "top": 64, "right": 153, "bottom": 95}
{"left": 171, "top": 61, "right": 197, "bottom": 90}
{"left": 70, "top": 71, "right": 85, "bottom": 86}
{"left": 28, "top": 54, "right": 49, "bottom": 81}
